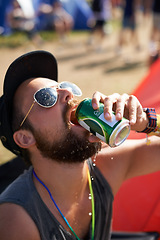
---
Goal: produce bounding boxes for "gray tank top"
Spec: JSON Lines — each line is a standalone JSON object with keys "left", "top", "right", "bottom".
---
{"left": 0, "top": 159, "right": 113, "bottom": 240}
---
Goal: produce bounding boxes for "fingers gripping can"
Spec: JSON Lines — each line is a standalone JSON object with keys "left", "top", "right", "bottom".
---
{"left": 75, "top": 98, "right": 130, "bottom": 147}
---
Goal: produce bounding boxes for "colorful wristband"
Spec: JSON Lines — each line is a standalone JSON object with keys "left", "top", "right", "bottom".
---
{"left": 140, "top": 108, "right": 157, "bottom": 134}
{"left": 149, "top": 114, "right": 160, "bottom": 135}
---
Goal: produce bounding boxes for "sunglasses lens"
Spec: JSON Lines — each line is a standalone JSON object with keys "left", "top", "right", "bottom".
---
{"left": 34, "top": 88, "right": 57, "bottom": 107}
{"left": 59, "top": 82, "right": 82, "bottom": 96}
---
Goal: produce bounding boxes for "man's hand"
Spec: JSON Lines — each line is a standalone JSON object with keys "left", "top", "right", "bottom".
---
{"left": 91, "top": 92, "right": 149, "bottom": 132}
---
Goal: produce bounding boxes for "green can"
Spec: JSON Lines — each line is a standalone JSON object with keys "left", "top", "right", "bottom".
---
{"left": 75, "top": 98, "right": 130, "bottom": 147}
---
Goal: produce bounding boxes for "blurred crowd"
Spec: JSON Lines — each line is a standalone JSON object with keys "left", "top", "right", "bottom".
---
{"left": 112, "top": 0, "right": 160, "bottom": 66}
{"left": 87, "top": 0, "right": 160, "bottom": 65}
{"left": 6, "top": 0, "right": 74, "bottom": 44}
{"left": 3, "top": 0, "right": 160, "bottom": 65}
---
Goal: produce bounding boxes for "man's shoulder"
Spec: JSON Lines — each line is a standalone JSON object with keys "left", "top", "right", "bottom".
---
{"left": 0, "top": 203, "right": 40, "bottom": 240}
{"left": 0, "top": 167, "right": 33, "bottom": 203}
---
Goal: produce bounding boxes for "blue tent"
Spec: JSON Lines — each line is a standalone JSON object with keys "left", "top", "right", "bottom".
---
{"left": 61, "top": 0, "right": 92, "bottom": 30}
{"left": 0, "top": 0, "right": 12, "bottom": 33}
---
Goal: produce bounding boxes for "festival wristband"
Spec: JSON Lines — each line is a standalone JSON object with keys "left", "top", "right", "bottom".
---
{"left": 139, "top": 108, "right": 157, "bottom": 134}
{"left": 149, "top": 114, "right": 160, "bottom": 136}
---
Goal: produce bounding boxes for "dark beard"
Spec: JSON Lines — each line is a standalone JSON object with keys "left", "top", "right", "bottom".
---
{"left": 33, "top": 99, "right": 101, "bottom": 163}
{"left": 35, "top": 129, "right": 101, "bottom": 163}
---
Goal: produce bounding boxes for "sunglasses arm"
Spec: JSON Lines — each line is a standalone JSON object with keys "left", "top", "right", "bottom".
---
{"left": 20, "top": 100, "right": 36, "bottom": 127}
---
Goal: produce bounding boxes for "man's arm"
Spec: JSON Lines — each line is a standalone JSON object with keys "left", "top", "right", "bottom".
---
{"left": 92, "top": 92, "right": 160, "bottom": 195}
{"left": 96, "top": 136, "right": 160, "bottom": 195}
{"left": 0, "top": 203, "right": 40, "bottom": 240}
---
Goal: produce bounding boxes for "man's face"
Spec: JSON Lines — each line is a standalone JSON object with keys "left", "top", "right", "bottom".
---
{"left": 32, "top": 98, "right": 101, "bottom": 163}
{"left": 16, "top": 77, "right": 101, "bottom": 163}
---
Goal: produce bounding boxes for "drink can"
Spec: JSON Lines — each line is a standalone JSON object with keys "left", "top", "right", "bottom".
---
{"left": 75, "top": 98, "right": 130, "bottom": 147}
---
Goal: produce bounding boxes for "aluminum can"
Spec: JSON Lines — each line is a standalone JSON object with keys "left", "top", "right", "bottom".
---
{"left": 75, "top": 98, "right": 130, "bottom": 147}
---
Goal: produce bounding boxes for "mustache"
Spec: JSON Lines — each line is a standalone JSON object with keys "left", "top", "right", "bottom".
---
{"left": 68, "top": 98, "right": 80, "bottom": 108}
{"left": 63, "top": 98, "right": 81, "bottom": 126}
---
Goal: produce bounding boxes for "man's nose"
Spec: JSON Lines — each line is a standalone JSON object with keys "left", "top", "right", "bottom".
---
{"left": 57, "top": 88, "right": 74, "bottom": 103}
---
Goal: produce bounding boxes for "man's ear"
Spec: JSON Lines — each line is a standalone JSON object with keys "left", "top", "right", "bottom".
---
{"left": 13, "top": 130, "right": 36, "bottom": 149}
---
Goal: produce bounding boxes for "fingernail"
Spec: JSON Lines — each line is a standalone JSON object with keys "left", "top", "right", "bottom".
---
{"left": 104, "top": 112, "right": 111, "bottom": 119}
{"left": 130, "top": 119, "right": 136, "bottom": 124}
{"left": 92, "top": 103, "right": 98, "bottom": 109}
{"left": 116, "top": 113, "right": 121, "bottom": 119}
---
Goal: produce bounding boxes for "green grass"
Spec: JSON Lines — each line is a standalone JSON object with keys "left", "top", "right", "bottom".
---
{"left": 0, "top": 32, "right": 28, "bottom": 48}
{"left": 0, "top": 30, "right": 92, "bottom": 48}
{"left": 0, "top": 31, "right": 57, "bottom": 48}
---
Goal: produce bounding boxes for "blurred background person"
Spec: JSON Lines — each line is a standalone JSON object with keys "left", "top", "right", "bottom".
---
{"left": 39, "top": 0, "right": 74, "bottom": 43}
{"left": 6, "top": 0, "right": 41, "bottom": 45}
{"left": 116, "top": 0, "right": 141, "bottom": 55}
{"left": 87, "top": 0, "right": 112, "bottom": 52}
{"left": 148, "top": 0, "right": 160, "bottom": 66}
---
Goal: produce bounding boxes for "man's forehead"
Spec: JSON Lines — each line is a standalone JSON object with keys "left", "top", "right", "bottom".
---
{"left": 29, "top": 77, "right": 57, "bottom": 87}
{"left": 15, "top": 78, "right": 57, "bottom": 99}
{"left": 20, "top": 77, "right": 57, "bottom": 90}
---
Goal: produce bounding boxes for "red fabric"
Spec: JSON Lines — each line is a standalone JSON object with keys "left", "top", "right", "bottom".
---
{"left": 112, "top": 59, "right": 160, "bottom": 233}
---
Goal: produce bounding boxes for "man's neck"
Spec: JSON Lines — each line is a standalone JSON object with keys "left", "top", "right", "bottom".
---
{"left": 33, "top": 158, "right": 89, "bottom": 202}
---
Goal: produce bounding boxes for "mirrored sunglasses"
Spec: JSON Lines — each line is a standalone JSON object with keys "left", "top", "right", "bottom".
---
{"left": 20, "top": 81, "right": 82, "bottom": 127}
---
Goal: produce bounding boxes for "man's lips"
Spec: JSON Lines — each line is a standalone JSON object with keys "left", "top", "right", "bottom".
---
{"left": 67, "top": 98, "right": 81, "bottom": 126}
{"left": 70, "top": 108, "right": 79, "bottom": 125}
